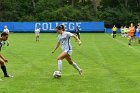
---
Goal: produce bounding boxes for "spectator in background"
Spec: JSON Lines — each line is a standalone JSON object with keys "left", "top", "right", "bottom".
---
{"left": 120, "top": 26, "right": 124, "bottom": 37}
{"left": 137, "top": 23, "right": 140, "bottom": 44}
{"left": 128, "top": 23, "right": 135, "bottom": 45}
{"left": 3, "top": 25, "right": 9, "bottom": 34}
{"left": 112, "top": 25, "right": 117, "bottom": 38}
{"left": 123, "top": 26, "right": 128, "bottom": 37}
{"left": 35, "top": 27, "right": 40, "bottom": 42}
{"left": 133, "top": 24, "right": 136, "bottom": 42}
{"left": 75, "top": 26, "right": 80, "bottom": 40}
{"left": 3, "top": 25, "right": 9, "bottom": 46}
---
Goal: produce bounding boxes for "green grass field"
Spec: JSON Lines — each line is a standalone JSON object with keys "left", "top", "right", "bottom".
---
{"left": 0, "top": 33, "right": 140, "bottom": 93}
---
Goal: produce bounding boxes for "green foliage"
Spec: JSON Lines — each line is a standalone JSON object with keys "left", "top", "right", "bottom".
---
{"left": 0, "top": 0, "right": 97, "bottom": 21}
{"left": 0, "top": 0, "right": 139, "bottom": 25}
{"left": 35, "top": 0, "right": 96, "bottom": 21}
{"left": 98, "top": 0, "right": 140, "bottom": 26}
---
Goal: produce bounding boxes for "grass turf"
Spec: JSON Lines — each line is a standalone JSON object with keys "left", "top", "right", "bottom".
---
{"left": 0, "top": 33, "right": 140, "bottom": 93}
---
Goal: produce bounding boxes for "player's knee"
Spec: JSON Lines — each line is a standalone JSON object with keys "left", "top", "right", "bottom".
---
{"left": 68, "top": 61, "right": 73, "bottom": 64}
{"left": 0, "top": 61, "right": 4, "bottom": 65}
{"left": 57, "top": 57, "right": 62, "bottom": 60}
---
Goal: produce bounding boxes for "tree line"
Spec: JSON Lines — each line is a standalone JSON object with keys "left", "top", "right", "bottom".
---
{"left": 0, "top": 0, "right": 139, "bottom": 27}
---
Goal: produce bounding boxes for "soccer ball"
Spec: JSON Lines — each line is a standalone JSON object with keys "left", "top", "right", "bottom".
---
{"left": 53, "top": 71, "right": 61, "bottom": 79}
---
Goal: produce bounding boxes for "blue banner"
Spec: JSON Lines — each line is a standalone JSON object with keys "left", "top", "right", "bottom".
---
{"left": 0, "top": 22, "right": 104, "bottom": 32}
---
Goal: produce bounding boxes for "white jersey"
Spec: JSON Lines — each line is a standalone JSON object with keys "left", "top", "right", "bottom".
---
{"left": 35, "top": 28, "right": 40, "bottom": 36}
{"left": 3, "top": 28, "right": 9, "bottom": 34}
{"left": 137, "top": 26, "right": 140, "bottom": 32}
{"left": 58, "top": 32, "right": 74, "bottom": 51}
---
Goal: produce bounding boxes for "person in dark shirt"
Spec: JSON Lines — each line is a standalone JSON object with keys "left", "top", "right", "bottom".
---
{"left": 0, "top": 32, "right": 13, "bottom": 78}
{"left": 75, "top": 26, "right": 80, "bottom": 40}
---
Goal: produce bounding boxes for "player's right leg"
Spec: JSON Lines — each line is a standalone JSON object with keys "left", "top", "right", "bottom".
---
{"left": 35, "top": 34, "right": 39, "bottom": 42}
{"left": 114, "top": 31, "right": 117, "bottom": 38}
{"left": 0, "top": 61, "right": 8, "bottom": 77}
{"left": 77, "top": 33, "right": 80, "bottom": 40}
{"left": 36, "top": 36, "right": 37, "bottom": 42}
{"left": 38, "top": 36, "right": 39, "bottom": 42}
{"left": 57, "top": 52, "right": 68, "bottom": 72}
{"left": 128, "top": 36, "right": 132, "bottom": 45}
{"left": 36, "top": 35, "right": 39, "bottom": 42}
{"left": 112, "top": 32, "right": 115, "bottom": 38}
{"left": 0, "top": 60, "right": 13, "bottom": 78}
{"left": 133, "top": 35, "right": 136, "bottom": 42}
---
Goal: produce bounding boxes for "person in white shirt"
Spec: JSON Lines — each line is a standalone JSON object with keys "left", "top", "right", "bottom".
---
{"left": 3, "top": 25, "right": 9, "bottom": 34}
{"left": 35, "top": 27, "right": 40, "bottom": 42}
{"left": 3, "top": 25, "right": 9, "bottom": 46}
{"left": 52, "top": 25, "right": 82, "bottom": 77}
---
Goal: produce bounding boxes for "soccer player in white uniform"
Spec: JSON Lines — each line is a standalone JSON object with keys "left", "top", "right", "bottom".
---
{"left": 3, "top": 25, "right": 9, "bottom": 46}
{"left": 35, "top": 27, "right": 40, "bottom": 42}
{"left": 3, "top": 25, "right": 9, "bottom": 34}
{"left": 52, "top": 25, "right": 82, "bottom": 76}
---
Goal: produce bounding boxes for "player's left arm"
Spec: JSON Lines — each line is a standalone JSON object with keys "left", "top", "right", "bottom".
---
{"left": 72, "top": 35, "right": 81, "bottom": 46}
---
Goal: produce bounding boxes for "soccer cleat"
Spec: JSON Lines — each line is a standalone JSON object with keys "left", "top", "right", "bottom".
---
{"left": 128, "top": 43, "right": 131, "bottom": 45}
{"left": 78, "top": 69, "right": 83, "bottom": 75}
{"left": 57, "top": 74, "right": 61, "bottom": 77}
{"left": 57, "top": 72, "right": 62, "bottom": 77}
{"left": 53, "top": 71, "right": 62, "bottom": 79}
{"left": 54, "top": 73, "right": 61, "bottom": 79}
{"left": 4, "top": 74, "right": 13, "bottom": 78}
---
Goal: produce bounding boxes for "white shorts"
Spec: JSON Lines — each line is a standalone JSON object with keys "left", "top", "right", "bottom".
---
{"left": 64, "top": 50, "right": 72, "bottom": 55}
{"left": 35, "top": 33, "right": 40, "bottom": 36}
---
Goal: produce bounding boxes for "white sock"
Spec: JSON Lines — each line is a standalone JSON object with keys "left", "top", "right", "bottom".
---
{"left": 58, "top": 60, "right": 62, "bottom": 72}
{"left": 72, "top": 62, "right": 81, "bottom": 71}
